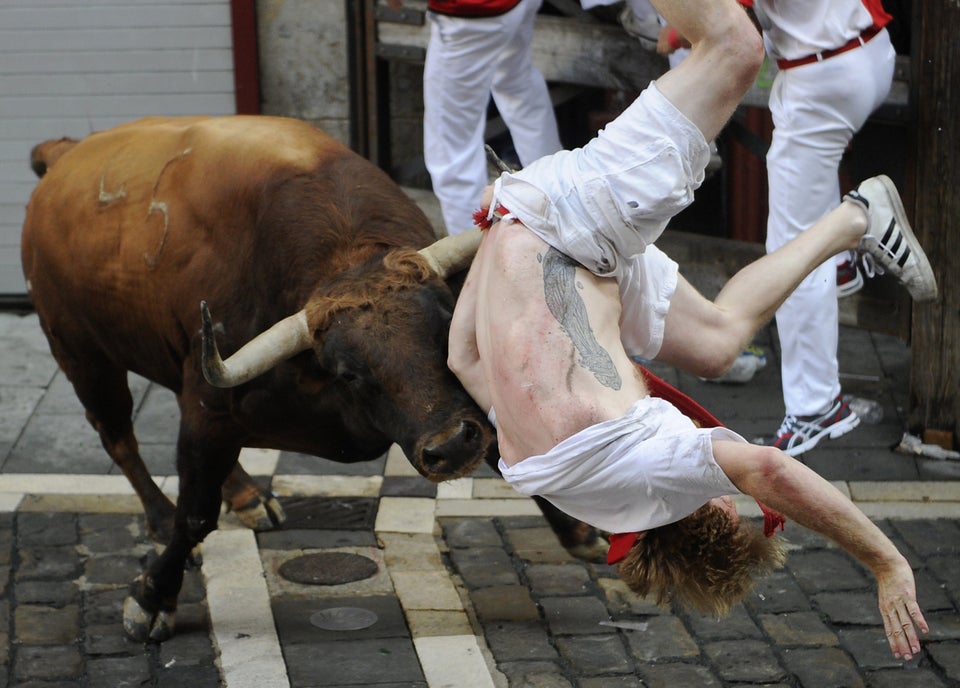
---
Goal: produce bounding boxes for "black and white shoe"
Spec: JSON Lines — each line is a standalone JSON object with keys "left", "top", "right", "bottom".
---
{"left": 844, "top": 175, "right": 938, "bottom": 302}
{"left": 771, "top": 394, "right": 860, "bottom": 457}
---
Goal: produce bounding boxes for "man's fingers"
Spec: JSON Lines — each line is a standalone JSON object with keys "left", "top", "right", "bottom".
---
{"left": 884, "top": 602, "right": 927, "bottom": 660}
{"left": 908, "top": 601, "right": 930, "bottom": 634}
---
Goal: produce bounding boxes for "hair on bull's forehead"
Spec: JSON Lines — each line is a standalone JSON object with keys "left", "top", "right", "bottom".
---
{"left": 305, "top": 249, "right": 438, "bottom": 333}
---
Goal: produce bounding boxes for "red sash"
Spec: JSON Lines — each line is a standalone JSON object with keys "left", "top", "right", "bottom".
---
{"left": 428, "top": 0, "right": 523, "bottom": 18}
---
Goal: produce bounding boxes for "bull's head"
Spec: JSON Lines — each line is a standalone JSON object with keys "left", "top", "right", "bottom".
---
{"left": 200, "top": 229, "right": 490, "bottom": 480}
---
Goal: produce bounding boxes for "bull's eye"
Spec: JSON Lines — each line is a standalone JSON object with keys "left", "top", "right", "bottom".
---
{"left": 340, "top": 370, "right": 359, "bottom": 384}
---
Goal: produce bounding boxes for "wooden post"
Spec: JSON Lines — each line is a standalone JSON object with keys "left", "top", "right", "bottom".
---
{"left": 908, "top": 1, "right": 960, "bottom": 446}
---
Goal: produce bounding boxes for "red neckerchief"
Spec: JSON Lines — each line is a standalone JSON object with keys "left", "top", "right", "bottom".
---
{"left": 472, "top": 204, "right": 514, "bottom": 230}
{"left": 606, "top": 366, "right": 786, "bottom": 565}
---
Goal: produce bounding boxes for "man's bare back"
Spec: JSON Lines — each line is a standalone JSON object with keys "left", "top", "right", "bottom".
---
{"left": 469, "top": 221, "right": 648, "bottom": 465}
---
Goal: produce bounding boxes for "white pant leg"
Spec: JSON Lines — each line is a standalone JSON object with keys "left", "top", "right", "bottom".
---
{"left": 766, "top": 32, "right": 894, "bottom": 416}
{"left": 489, "top": 0, "right": 562, "bottom": 167}
{"left": 423, "top": 2, "right": 558, "bottom": 235}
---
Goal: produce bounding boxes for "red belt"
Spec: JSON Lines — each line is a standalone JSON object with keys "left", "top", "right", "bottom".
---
{"left": 776, "top": 25, "right": 882, "bottom": 70}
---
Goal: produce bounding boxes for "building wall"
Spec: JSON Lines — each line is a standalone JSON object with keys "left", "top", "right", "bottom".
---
{"left": 256, "top": 0, "right": 353, "bottom": 146}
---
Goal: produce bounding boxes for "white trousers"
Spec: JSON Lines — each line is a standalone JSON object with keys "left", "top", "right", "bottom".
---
{"left": 423, "top": 0, "right": 562, "bottom": 235}
{"left": 766, "top": 30, "right": 894, "bottom": 415}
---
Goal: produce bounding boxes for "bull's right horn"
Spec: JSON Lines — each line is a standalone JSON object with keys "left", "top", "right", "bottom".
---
{"left": 200, "top": 301, "right": 313, "bottom": 388}
{"left": 418, "top": 228, "right": 482, "bottom": 278}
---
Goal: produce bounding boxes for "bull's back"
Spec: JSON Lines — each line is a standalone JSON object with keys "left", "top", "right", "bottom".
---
{"left": 20, "top": 116, "right": 351, "bottom": 384}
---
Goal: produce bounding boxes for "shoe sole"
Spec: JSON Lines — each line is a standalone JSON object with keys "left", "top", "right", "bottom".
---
{"left": 782, "top": 412, "right": 861, "bottom": 457}
{"left": 868, "top": 175, "right": 938, "bottom": 302}
{"left": 837, "top": 269, "right": 863, "bottom": 298}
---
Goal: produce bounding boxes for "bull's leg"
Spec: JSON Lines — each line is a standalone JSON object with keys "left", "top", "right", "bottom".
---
{"left": 123, "top": 416, "right": 240, "bottom": 642}
{"left": 221, "top": 462, "right": 286, "bottom": 531}
{"left": 483, "top": 451, "right": 608, "bottom": 562}
{"left": 50, "top": 347, "right": 176, "bottom": 542}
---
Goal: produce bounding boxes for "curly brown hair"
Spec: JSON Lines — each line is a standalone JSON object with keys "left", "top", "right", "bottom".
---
{"left": 616, "top": 504, "right": 786, "bottom": 617}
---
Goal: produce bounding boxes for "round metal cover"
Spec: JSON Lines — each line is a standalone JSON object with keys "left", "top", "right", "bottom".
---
{"left": 278, "top": 552, "right": 379, "bottom": 586}
{"left": 310, "top": 606, "right": 379, "bottom": 631}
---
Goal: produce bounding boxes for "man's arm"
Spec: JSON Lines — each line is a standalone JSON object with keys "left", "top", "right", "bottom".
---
{"left": 647, "top": 0, "right": 763, "bottom": 143}
{"left": 712, "top": 439, "right": 929, "bottom": 661}
{"left": 447, "top": 245, "right": 493, "bottom": 415}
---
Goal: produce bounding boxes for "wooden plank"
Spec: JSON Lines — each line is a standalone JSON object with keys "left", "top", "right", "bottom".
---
{"left": 908, "top": 1, "right": 959, "bottom": 437}
{"left": 376, "top": 8, "right": 910, "bottom": 113}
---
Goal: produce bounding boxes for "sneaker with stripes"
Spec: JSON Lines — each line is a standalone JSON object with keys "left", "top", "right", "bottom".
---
{"left": 844, "top": 175, "right": 938, "bottom": 302}
{"left": 771, "top": 394, "right": 861, "bottom": 457}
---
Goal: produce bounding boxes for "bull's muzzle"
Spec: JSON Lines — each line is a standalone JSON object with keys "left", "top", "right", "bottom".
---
{"left": 417, "top": 419, "right": 488, "bottom": 481}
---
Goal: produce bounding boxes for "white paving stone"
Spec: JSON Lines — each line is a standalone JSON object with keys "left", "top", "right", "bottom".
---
{"left": 238, "top": 448, "right": 281, "bottom": 476}
{"left": 436, "top": 477, "right": 473, "bottom": 500}
{"left": 202, "top": 529, "right": 289, "bottom": 688}
{"left": 0, "top": 493, "right": 23, "bottom": 512}
{"left": 856, "top": 501, "right": 960, "bottom": 519}
{"left": 271, "top": 474, "right": 382, "bottom": 498}
{"left": 384, "top": 443, "right": 420, "bottom": 477}
{"left": 391, "top": 570, "right": 463, "bottom": 611}
{"left": 375, "top": 497, "right": 437, "bottom": 534}
{"left": 850, "top": 480, "right": 960, "bottom": 503}
{"left": 434, "top": 498, "right": 542, "bottom": 518}
{"left": 0, "top": 474, "right": 135, "bottom": 495}
{"left": 414, "top": 635, "right": 497, "bottom": 688}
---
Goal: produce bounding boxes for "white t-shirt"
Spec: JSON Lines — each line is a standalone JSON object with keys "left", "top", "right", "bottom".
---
{"left": 748, "top": 0, "right": 881, "bottom": 61}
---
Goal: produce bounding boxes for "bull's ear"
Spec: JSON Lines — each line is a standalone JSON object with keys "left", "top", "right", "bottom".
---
{"left": 418, "top": 229, "right": 482, "bottom": 278}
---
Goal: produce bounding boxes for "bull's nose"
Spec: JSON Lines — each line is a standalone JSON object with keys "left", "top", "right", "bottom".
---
{"left": 420, "top": 419, "right": 484, "bottom": 479}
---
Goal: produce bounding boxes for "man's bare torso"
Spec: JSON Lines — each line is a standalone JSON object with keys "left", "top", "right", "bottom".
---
{"left": 473, "top": 221, "right": 649, "bottom": 464}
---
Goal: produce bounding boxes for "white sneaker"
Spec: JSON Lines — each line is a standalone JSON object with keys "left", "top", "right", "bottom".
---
{"left": 844, "top": 175, "right": 938, "bottom": 302}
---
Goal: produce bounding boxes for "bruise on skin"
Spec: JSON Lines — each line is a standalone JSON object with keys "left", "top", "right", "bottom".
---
{"left": 540, "top": 247, "right": 621, "bottom": 390}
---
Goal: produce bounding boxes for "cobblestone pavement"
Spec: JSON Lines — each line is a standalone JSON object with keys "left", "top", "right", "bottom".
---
{"left": 2, "top": 309, "right": 960, "bottom": 687}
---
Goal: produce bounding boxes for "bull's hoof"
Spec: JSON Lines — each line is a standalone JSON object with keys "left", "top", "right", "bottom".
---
{"left": 232, "top": 495, "right": 286, "bottom": 531}
{"left": 122, "top": 594, "right": 176, "bottom": 642}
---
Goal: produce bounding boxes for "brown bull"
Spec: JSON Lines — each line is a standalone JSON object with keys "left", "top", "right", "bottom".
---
{"left": 21, "top": 115, "right": 603, "bottom": 642}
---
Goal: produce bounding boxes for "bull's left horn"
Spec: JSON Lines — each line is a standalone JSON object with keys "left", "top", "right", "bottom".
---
{"left": 200, "top": 301, "right": 313, "bottom": 388}
{"left": 418, "top": 228, "right": 482, "bottom": 278}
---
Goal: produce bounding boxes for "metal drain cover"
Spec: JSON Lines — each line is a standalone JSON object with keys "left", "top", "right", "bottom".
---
{"left": 278, "top": 552, "right": 379, "bottom": 586}
{"left": 309, "top": 606, "right": 379, "bottom": 631}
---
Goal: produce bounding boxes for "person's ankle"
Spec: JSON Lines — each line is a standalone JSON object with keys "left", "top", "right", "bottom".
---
{"left": 841, "top": 199, "right": 869, "bottom": 241}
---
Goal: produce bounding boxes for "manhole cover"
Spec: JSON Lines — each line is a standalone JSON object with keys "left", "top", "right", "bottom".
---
{"left": 309, "top": 606, "right": 379, "bottom": 631}
{"left": 278, "top": 552, "right": 379, "bottom": 585}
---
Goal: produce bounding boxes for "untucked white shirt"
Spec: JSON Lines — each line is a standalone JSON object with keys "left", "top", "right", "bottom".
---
{"left": 498, "top": 396, "right": 743, "bottom": 533}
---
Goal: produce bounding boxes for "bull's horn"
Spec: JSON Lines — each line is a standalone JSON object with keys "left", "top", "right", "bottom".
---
{"left": 200, "top": 301, "right": 313, "bottom": 388}
{"left": 418, "top": 228, "right": 482, "bottom": 278}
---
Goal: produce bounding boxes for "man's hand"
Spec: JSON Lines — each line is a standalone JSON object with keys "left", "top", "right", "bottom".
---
{"left": 386, "top": 0, "right": 403, "bottom": 10}
{"left": 875, "top": 555, "right": 929, "bottom": 661}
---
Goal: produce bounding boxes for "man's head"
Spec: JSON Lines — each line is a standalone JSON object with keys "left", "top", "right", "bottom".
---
{"left": 616, "top": 499, "right": 786, "bottom": 617}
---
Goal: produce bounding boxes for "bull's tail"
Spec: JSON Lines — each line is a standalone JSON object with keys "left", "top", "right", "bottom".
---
{"left": 30, "top": 137, "right": 79, "bottom": 178}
